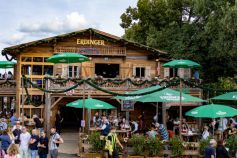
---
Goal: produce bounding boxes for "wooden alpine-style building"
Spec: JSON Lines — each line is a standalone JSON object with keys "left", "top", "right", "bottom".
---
{"left": 1, "top": 28, "right": 202, "bottom": 130}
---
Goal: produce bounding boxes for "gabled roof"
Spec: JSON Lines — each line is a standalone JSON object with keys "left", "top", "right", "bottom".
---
{"left": 2, "top": 28, "right": 167, "bottom": 57}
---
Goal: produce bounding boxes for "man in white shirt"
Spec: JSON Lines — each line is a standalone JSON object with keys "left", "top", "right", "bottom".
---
{"left": 49, "top": 128, "right": 64, "bottom": 158}
{"left": 19, "top": 127, "right": 31, "bottom": 158}
{"left": 97, "top": 116, "right": 111, "bottom": 136}
{"left": 230, "top": 117, "right": 237, "bottom": 128}
{"left": 131, "top": 121, "right": 138, "bottom": 134}
{"left": 218, "top": 118, "right": 228, "bottom": 132}
{"left": 202, "top": 126, "right": 210, "bottom": 140}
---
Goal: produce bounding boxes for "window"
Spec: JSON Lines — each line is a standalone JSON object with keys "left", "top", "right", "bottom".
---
{"left": 32, "top": 95, "right": 42, "bottom": 105}
{"left": 169, "top": 68, "right": 178, "bottom": 77}
{"left": 21, "top": 57, "right": 32, "bottom": 62}
{"left": 44, "top": 65, "right": 53, "bottom": 75}
{"left": 33, "top": 57, "right": 43, "bottom": 62}
{"left": 32, "top": 65, "right": 43, "bottom": 75}
{"left": 21, "top": 65, "right": 31, "bottom": 75}
{"left": 44, "top": 57, "right": 49, "bottom": 62}
{"left": 32, "top": 79, "right": 43, "bottom": 88}
{"left": 31, "top": 108, "right": 42, "bottom": 118}
{"left": 68, "top": 66, "right": 80, "bottom": 78}
{"left": 135, "top": 67, "right": 145, "bottom": 78}
{"left": 95, "top": 64, "right": 120, "bottom": 78}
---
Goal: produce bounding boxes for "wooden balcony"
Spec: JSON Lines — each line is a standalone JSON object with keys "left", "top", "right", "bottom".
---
{"left": 0, "top": 80, "right": 16, "bottom": 96}
{"left": 54, "top": 46, "right": 126, "bottom": 56}
{"left": 48, "top": 78, "right": 203, "bottom": 98}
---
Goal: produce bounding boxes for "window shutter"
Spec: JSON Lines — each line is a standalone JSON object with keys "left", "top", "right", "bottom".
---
{"left": 133, "top": 66, "right": 136, "bottom": 77}
{"left": 62, "top": 65, "right": 68, "bottom": 78}
{"left": 145, "top": 66, "right": 151, "bottom": 78}
{"left": 164, "top": 68, "right": 170, "bottom": 78}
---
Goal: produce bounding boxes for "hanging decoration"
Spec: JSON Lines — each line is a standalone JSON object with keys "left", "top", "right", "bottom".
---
{"left": 22, "top": 75, "right": 237, "bottom": 107}
{"left": 0, "top": 79, "right": 16, "bottom": 86}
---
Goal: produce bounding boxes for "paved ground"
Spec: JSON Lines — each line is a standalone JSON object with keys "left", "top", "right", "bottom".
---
{"left": 58, "top": 130, "right": 80, "bottom": 157}
{"left": 58, "top": 153, "right": 79, "bottom": 158}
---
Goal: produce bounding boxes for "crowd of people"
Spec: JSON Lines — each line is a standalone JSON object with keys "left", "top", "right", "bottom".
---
{"left": 0, "top": 71, "right": 13, "bottom": 80}
{"left": 91, "top": 110, "right": 237, "bottom": 158}
{"left": 0, "top": 112, "right": 64, "bottom": 158}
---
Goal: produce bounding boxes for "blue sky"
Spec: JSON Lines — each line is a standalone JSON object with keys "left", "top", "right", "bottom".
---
{"left": 0, "top": 0, "right": 137, "bottom": 59}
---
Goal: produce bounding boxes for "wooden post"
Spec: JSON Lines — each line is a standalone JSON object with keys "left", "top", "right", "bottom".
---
{"left": 45, "top": 78, "right": 51, "bottom": 136}
{"left": 162, "top": 102, "right": 166, "bottom": 126}
{"left": 21, "top": 77, "right": 25, "bottom": 126}
{"left": 179, "top": 79, "right": 183, "bottom": 138}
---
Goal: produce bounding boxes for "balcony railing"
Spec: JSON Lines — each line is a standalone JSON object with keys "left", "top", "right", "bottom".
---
{"left": 54, "top": 46, "right": 126, "bottom": 56}
{"left": 47, "top": 78, "right": 202, "bottom": 97}
{"left": 0, "top": 80, "right": 16, "bottom": 95}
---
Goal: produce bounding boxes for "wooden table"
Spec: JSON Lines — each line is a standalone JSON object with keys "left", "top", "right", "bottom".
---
{"left": 181, "top": 133, "right": 200, "bottom": 142}
{"left": 116, "top": 129, "right": 131, "bottom": 138}
{"left": 88, "top": 127, "right": 98, "bottom": 134}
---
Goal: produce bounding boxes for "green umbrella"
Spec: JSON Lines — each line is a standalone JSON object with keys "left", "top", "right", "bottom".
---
{"left": 163, "top": 59, "right": 201, "bottom": 68}
{"left": 133, "top": 88, "right": 205, "bottom": 103}
{"left": 46, "top": 52, "right": 89, "bottom": 63}
{"left": 67, "top": 98, "right": 115, "bottom": 109}
{"left": 115, "top": 85, "right": 161, "bottom": 100}
{"left": 212, "top": 92, "right": 237, "bottom": 101}
{"left": 115, "top": 85, "right": 205, "bottom": 102}
{"left": 0, "top": 61, "right": 16, "bottom": 68}
{"left": 186, "top": 104, "right": 237, "bottom": 118}
{"left": 163, "top": 59, "right": 201, "bottom": 136}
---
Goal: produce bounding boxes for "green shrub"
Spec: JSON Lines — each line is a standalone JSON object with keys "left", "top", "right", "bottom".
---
{"left": 199, "top": 138, "right": 211, "bottom": 155}
{"left": 146, "top": 138, "right": 162, "bottom": 157}
{"left": 130, "top": 134, "right": 146, "bottom": 155}
{"left": 169, "top": 137, "right": 184, "bottom": 156}
{"left": 225, "top": 135, "right": 237, "bottom": 157}
{"left": 88, "top": 132, "right": 104, "bottom": 153}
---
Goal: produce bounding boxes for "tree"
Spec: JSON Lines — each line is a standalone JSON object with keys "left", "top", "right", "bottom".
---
{"left": 120, "top": 0, "right": 237, "bottom": 82}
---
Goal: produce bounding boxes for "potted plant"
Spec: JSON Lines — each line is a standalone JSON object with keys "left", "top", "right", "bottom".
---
{"left": 146, "top": 138, "right": 162, "bottom": 158}
{"left": 129, "top": 134, "right": 146, "bottom": 158}
{"left": 87, "top": 132, "right": 104, "bottom": 158}
{"left": 199, "top": 138, "right": 211, "bottom": 156}
{"left": 169, "top": 137, "right": 184, "bottom": 157}
{"left": 225, "top": 135, "right": 237, "bottom": 157}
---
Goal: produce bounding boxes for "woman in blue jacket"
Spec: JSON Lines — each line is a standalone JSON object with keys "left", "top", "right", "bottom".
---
{"left": 0, "top": 130, "right": 12, "bottom": 153}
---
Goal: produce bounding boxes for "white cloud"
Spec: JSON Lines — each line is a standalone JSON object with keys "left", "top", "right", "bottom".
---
{"left": 0, "top": 33, "right": 26, "bottom": 45}
{"left": 19, "top": 12, "right": 87, "bottom": 34}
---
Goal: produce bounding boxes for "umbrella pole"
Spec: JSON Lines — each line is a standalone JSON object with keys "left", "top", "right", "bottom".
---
{"left": 82, "top": 81, "right": 85, "bottom": 132}
{"left": 179, "top": 78, "right": 182, "bottom": 138}
{"left": 156, "top": 102, "right": 158, "bottom": 123}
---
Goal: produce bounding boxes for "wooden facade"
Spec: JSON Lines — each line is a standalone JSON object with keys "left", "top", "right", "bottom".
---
{"left": 1, "top": 28, "right": 201, "bottom": 128}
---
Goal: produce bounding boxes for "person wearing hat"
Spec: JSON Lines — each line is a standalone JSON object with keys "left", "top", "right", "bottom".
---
{"left": 204, "top": 139, "right": 217, "bottom": 158}
{"left": 105, "top": 127, "right": 123, "bottom": 158}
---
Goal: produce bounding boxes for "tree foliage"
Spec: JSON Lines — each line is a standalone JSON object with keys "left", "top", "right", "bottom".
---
{"left": 120, "top": 0, "right": 237, "bottom": 82}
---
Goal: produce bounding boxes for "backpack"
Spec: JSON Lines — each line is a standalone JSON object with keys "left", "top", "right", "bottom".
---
{"left": 102, "top": 123, "right": 111, "bottom": 136}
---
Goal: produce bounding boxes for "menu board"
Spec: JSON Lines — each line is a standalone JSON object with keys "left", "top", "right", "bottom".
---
{"left": 121, "top": 100, "right": 134, "bottom": 111}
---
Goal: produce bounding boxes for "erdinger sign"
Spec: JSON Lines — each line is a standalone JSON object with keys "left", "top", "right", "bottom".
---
{"left": 77, "top": 39, "right": 105, "bottom": 45}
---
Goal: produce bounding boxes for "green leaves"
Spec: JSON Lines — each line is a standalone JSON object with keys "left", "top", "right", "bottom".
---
{"left": 88, "top": 132, "right": 104, "bottom": 153}
{"left": 130, "top": 134, "right": 146, "bottom": 155}
{"left": 120, "top": 0, "right": 237, "bottom": 83}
